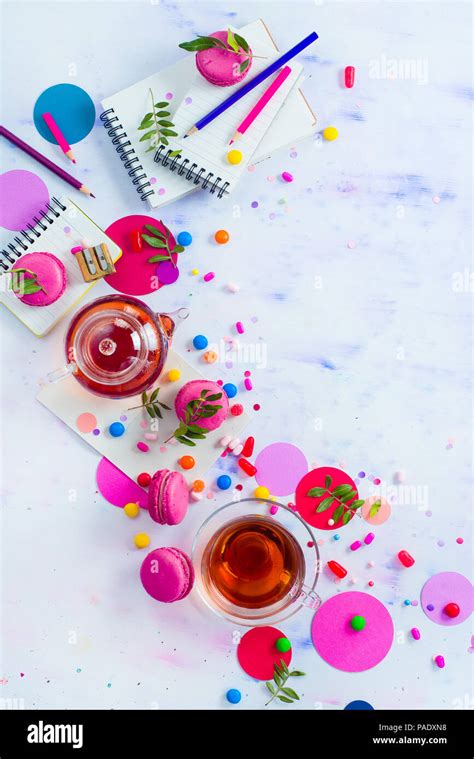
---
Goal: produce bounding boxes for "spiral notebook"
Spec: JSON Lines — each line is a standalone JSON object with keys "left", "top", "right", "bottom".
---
{"left": 100, "top": 19, "right": 316, "bottom": 207}
{"left": 0, "top": 196, "right": 121, "bottom": 337}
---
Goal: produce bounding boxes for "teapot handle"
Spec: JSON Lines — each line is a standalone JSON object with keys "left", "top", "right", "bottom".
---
{"left": 159, "top": 307, "right": 190, "bottom": 340}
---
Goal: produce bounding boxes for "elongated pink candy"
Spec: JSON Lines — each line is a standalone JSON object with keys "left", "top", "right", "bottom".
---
{"left": 244, "top": 378, "right": 253, "bottom": 391}
{"left": 350, "top": 540, "right": 362, "bottom": 551}
{"left": 411, "top": 628, "right": 421, "bottom": 640}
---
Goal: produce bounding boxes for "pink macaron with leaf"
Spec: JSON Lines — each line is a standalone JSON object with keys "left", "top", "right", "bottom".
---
{"left": 140, "top": 547, "right": 194, "bottom": 603}
{"left": 11, "top": 252, "right": 66, "bottom": 307}
{"left": 148, "top": 468, "right": 189, "bottom": 525}
{"left": 179, "top": 29, "right": 253, "bottom": 87}
{"left": 174, "top": 379, "right": 229, "bottom": 433}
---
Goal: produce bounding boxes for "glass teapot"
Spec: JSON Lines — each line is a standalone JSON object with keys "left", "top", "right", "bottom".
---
{"left": 49, "top": 295, "right": 189, "bottom": 398}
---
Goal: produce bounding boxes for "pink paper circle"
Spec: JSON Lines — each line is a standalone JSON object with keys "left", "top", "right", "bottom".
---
{"left": 255, "top": 443, "right": 308, "bottom": 496}
{"left": 76, "top": 412, "right": 97, "bottom": 433}
{"left": 362, "top": 495, "right": 391, "bottom": 525}
{"left": 0, "top": 170, "right": 50, "bottom": 231}
{"left": 237, "top": 626, "right": 292, "bottom": 680}
{"left": 312, "top": 591, "right": 394, "bottom": 672}
{"left": 96, "top": 457, "right": 148, "bottom": 509}
{"left": 104, "top": 215, "right": 177, "bottom": 296}
{"left": 421, "top": 572, "right": 473, "bottom": 626}
{"left": 157, "top": 260, "right": 180, "bottom": 285}
{"left": 295, "top": 467, "right": 359, "bottom": 530}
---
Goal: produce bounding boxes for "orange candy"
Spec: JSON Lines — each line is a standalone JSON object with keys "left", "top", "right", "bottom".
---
{"left": 192, "top": 479, "right": 205, "bottom": 492}
{"left": 179, "top": 455, "right": 195, "bottom": 470}
{"left": 214, "top": 229, "right": 230, "bottom": 244}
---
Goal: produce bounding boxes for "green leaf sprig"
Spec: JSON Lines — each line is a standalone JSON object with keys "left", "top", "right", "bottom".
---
{"left": 128, "top": 387, "right": 171, "bottom": 420}
{"left": 306, "top": 474, "right": 365, "bottom": 525}
{"left": 138, "top": 88, "right": 181, "bottom": 155}
{"left": 179, "top": 29, "right": 263, "bottom": 74}
{"left": 9, "top": 268, "right": 47, "bottom": 297}
{"left": 265, "top": 659, "right": 305, "bottom": 706}
{"left": 368, "top": 499, "right": 382, "bottom": 519}
{"left": 142, "top": 223, "right": 185, "bottom": 267}
{"left": 165, "top": 388, "right": 223, "bottom": 447}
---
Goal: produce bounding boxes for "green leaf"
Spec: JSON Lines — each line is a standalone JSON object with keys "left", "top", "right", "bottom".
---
{"left": 369, "top": 500, "right": 381, "bottom": 518}
{"left": 266, "top": 682, "right": 276, "bottom": 695}
{"left": 150, "top": 388, "right": 160, "bottom": 402}
{"left": 144, "top": 224, "right": 166, "bottom": 239}
{"left": 273, "top": 662, "right": 284, "bottom": 678}
{"left": 179, "top": 38, "right": 223, "bottom": 52}
{"left": 234, "top": 32, "right": 250, "bottom": 53}
{"left": 186, "top": 430, "right": 206, "bottom": 440}
{"left": 332, "top": 505, "right": 344, "bottom": 523}
{"left": 160, "top": 129, "right": 178, "bottom": 137}
{"left": 139, "top": 130, "right": 155, "bottom": 142}
{"left": 342, "top": 510, "right": 352, "bottom": 525}
{"left": 155, "top": 101, "right": 170, "bottom": 108}
{"left": 306, "top": 487, "right": 326, "bottom": 498}
{"left": 160, "top": 137, "right": 169, "bottom": 146}
{"left": 325, "top": 475, "right": 332, "bottom": 488}
{"left": 197, "top": 35, "right": 227, "bottom": 49}
{"left": 341, "top": 491, "right": 357, "bottom": 502}
{"left": 138, "top": 121, "right": 153, "bottom": 130}
{"left": 187, "top": 424, "right": 205, "bottom": 434}
{"left": 200, "top": 389, "right": 210, "bottom": 397}
{"left": 148, "top": 255, "right": 170, "bottom": 263}
{"left": 279, "top": 659, "right": 289, "bottom": 675}
{"left": 145, "top": 146, "right": 155, "bottom": 153}
{"left": 239, "top": 57, "right": 251, "bottom": 74}
{"left": 142, "top": 236, "right": 167, "bottom": 249}
{"left": 173, "top": 245, "right": 185, "bottom": 253}
{"left": 141, "top": 391, "right": 148, "bottom": 404}
{"left": 206, "top": 393, "right": 223, "bottom": 402}
{"left": 146, "top": 406, "right": 156, "bottom": 419}
{"left": 155, "top": 111, "right": 170, "bottom": 118}
{"left": 140, "top": 113, "right": 153, "bottom": 126}
{"left": 158, "top": 402, "right": 171, "bottom": 411}
{"left": 332, "top": 484, "right": 353, "bottom": 496}
{"left": 169, "top": 149, "right": 182, "bottom": 158}
{"left": 290, "top": 671, "right": 306, "bottom": 677}
{"left": 227, "top": 28, "right": 239, "bottom": 53}
{"left": 152, "top": 404, "right": 162, "bottom": 419}
{"left": 351, "top": 499, "right": 365, "bottom": 510}
{"left": 273, "top": 671, "right": 282, "bottom": 688}
{"left": 282, "top": 687, "right": 299, "bottom": 700}
{"left": 277, "top": 696, "right": 293, "bottom": 703}
{"left": 316, "top": 496, "right": 335, "bottom": 513}
{"left": 158, "top": 120, "right": 174, "bottom": 128}
{"left": 176, "top": 436, "right": 196, "bottom": 447}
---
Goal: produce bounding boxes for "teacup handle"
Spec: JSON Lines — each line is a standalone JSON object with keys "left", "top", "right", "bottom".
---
{"left": 46, "top": 363, "right": 76, "bottom": 384}
{"left": 289, "top": 584, "right": 321, "bottom": 610}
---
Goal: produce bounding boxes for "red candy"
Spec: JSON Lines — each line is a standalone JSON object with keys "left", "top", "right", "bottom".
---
{"left": 398, "top": 550, "right": 415, "bottom": 568}
{"left": 242, "top": 436, "right": 255, "bottom": 458}
{"left": 130, "top": 229, "right": 142, "bottom": 253}
{"left": 327, "top": 560, "right": 347, "bottom": 579}
{"left": 238, "top": 458, "right": 257, "bottom": 476}
{"left": 344, "top": 66, "right": 355, "bottom": 88}
{"left": 137, "top": 472, "right": 151, "bottom": 487}
{"left": 443, "top": 602, "right": 460, "bottom": 618}
{"left": 230, "top": 404, "right": 244, "bottom": 416}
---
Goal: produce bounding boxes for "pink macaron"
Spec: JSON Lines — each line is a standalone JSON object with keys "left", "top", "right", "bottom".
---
{"left": 12, "top": 252, "right": 67, "bottom": 307}
{"left": 148, "top": 469, "right": 189, "bottom": 525}
{"left": 196, "top": 30, "right": 252, "bottom": 87}
{"left": 174, "top": 379, "right": 229, "bottom": 432}
{"left": 140, "top": 547, "right": 194, "bottom": 603}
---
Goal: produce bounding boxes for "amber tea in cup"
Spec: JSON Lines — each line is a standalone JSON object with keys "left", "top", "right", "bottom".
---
{"left": 203, "top": 515, "right": 305, "bottom": 610}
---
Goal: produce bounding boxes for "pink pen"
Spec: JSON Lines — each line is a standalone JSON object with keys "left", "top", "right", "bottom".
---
{"left": 229, "top": 66, "right": 292, "bottom": 144}
{"left": 42, "top": 112, "right": 76, "bottom": 163}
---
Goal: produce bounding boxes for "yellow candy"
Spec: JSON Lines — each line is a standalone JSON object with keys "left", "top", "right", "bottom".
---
{"left": 191, "top": 268, "right": 199, "bottom": 275}
{"left": 323, "top": 126, "right": 338, "bottom": 141}
{"left": 134, "top": 532, "right": 150, "bottom": 549}
{"left": 227, "top": 149, "right": 243, "bottom": 165}
{"left": 168, "top": 369, "right": 181, "bottom": 382}
{"left": 124, "top": 502, "right": 139, "bottom": 518}
{"left": 254, "top": 486, "right": 270, "bottom": 499}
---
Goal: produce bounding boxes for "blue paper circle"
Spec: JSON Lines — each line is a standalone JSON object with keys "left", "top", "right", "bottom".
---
{"left": 344, "top": 700, "right": 374, "bottom": 710}
{"left": 33, "top": 84, "right": 96, "bottom": 145}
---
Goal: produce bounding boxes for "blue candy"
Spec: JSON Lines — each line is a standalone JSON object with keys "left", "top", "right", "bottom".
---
{"left": 109, "top": 422, "right": 125, "bottom": 437}
{"left": 193, "top": 334, "right": 208, "bottom": 350}
{"left": 223, "top": 382, "right": 237, "bottom": 398}
{"left": 217, "top": 475, "right": 232, "bottom": 490}
{"left": 177, "top": 231, "right": 193, "bottom": 247}
{"left": 226, "top": 688, "right": 241, "bottom": 704}
{"left": 333, "top": 534, "right": 340, "bottom": 541}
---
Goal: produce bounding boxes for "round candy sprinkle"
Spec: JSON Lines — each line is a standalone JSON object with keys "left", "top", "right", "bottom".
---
{"left": 398, "top": 549, "right": 415, "bottom": 567}
{"left": 124, "top": 502, "right": 139, "bottom": 518}
{"left": 227, "top": 149, "right": 242, "bottom": 165}
{"left": 368, "top": 580, "right": 375, "bottom": 587}
{"left": 215, "top": 229, "right": 230, "bottom": 244}
{"left": 226, "top": 688, "right": 241, "bottom": 704}
{"left": 227, "top": 282, "right": 240, "bottom": 292}
{"left": 137, "top": 472, "right": 151, "bottom": 487}
{"left": 223, "top": 382, "right": 237, "bottom": 398}
{"left": 275, "top": 637, "right": 291, "bottom": 653}
{"left": 434, "top": 655, "right": 445, "bottom": 669}
{"left": 204, "top": 350, "right": 218, "bottom": 363}
{"left": 350, "top": 540, "right": 362, "bottom": 551}
{"left": 404, "top": 600, "right": 411, "bottom": 606}
{"left": 333, "top": 533, "right": 340, "bottom": 540}
{"left": 235, "top": 321, "right": 244, "bottom": 334}
{"left": 134, "top": 532, "right": 150, "bottom": 549}
{"left": 254, "top": 485, "right": 270, "bottom": 499}
{"left": 443, "top": 602, "right": 460, "bottom": 618}
{"left": 328, "top": 518, "right": 335, "bottom": 526}
{"left": 411, "top": 628, "right": 421, "bottom": 640}
{"left": 350, "top": 615, "right": 366, "bottom": 631}
{"left": 192, "top": 479, "right": 205, "bottom": 492}
{"left": 427, "top": 604, "right": 435, "bottom": 612}
{"left": 193, "top": 334, "right": 208, "bottom": 350}
{"left": 177, "top": 231, "right": 192, "bottom": 247}
{"left": 179, "top": 455, "right": 195, "bottom": 470}
{"left": 217, "top": 474, "right": 232, "bottom": 490}
{"left": 191, "top": 268, "right": 199, "bottom": 275}
{"left": 203, "top": 271, "right": 215, "bottom": 282}
{"left": 109, "top": 421, "right": 125, "bottom": 437}
{"left": 281, "top": 171, "right": 293, "bottom": 182}
{"left": 323, "top": 126, "right": 338, "bottom": 141}
{"left": 168, "top": 368, "right": 181, "bottom": 381}
{"left": 230, "top": 404, "right": 244, "bottom": 416}
{"left": 456, "top": 537, "right": 464, "bottom": 544}
{"left": 137, "top": 441, "right": 149, "bottom": 453}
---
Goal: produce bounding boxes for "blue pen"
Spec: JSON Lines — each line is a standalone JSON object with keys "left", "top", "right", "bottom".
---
{"left": 184, "top": 31, "right": 319, "bottom": 137}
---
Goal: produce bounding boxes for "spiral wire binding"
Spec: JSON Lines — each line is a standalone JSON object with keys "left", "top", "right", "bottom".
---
{"left": 0, "top": 197, "right": 67, "bottom": 273}
{"left": 153, "top": 145, "right": 230, "bottom": 199}
{"left": 100, "top": 109, "right": 154, "bottom": 201}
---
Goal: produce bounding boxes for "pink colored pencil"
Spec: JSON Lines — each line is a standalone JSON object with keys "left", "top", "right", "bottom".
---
{"left": 229, "top": 65, "right": 292, "bottom": 145}
{"left": 42, "top": 112, "right": 76, "bottom": 163}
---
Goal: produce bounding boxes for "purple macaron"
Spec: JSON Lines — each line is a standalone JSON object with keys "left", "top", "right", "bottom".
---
{"left": 148, "top": 469, "right": 189, "bottom": 525}
{"left": 140, "top": 547, "right": 194, "bottom": 602}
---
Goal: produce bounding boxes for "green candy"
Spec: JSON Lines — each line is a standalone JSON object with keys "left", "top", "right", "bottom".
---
{"left": 275, "top": 637, "right": 291, "bottom": 653}
{"left": 351, "top": 615, "right": 366, "bottom": 631}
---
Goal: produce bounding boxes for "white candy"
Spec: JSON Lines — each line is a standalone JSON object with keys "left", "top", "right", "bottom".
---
{"left": 328, "top": 518, "right": 335, "bottom": 526}
{"left": 227, "top": 282, "right": 240, "bottom": 293}
{"left": 367, "top": 560, "right": 375, "bottom": 568}
{"left": 219, "top": 436, "right": 231, "bottom": 447}
{"left": 191, "top": 491, "right": 203, "bottom": 502}
{"left": 144, "top": 432, "right": 157, "bottom": 441}
{"left": 394, "top": 470, "right": 406, "bottom": 483}
{"left": 232, "top": 444, "right": 243, "bottom": 456}
{"left": 228, "top": 438, "right": 240, "bottom": 451}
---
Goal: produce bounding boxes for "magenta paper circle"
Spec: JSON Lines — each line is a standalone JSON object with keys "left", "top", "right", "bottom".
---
{"left": 311, "top": 591, "right": 394, "bottom": 672}
{"left": 421, "top": 571, "right": 473, "bottom": 626}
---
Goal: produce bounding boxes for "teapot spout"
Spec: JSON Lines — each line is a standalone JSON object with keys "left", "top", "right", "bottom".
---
{"left": 159, "top": 307, "right": 190, "bottom": 340}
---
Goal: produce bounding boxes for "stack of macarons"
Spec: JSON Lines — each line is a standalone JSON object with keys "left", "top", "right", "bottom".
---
{"left": 148, "top": 469, "right": 189, "bottom": 526}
